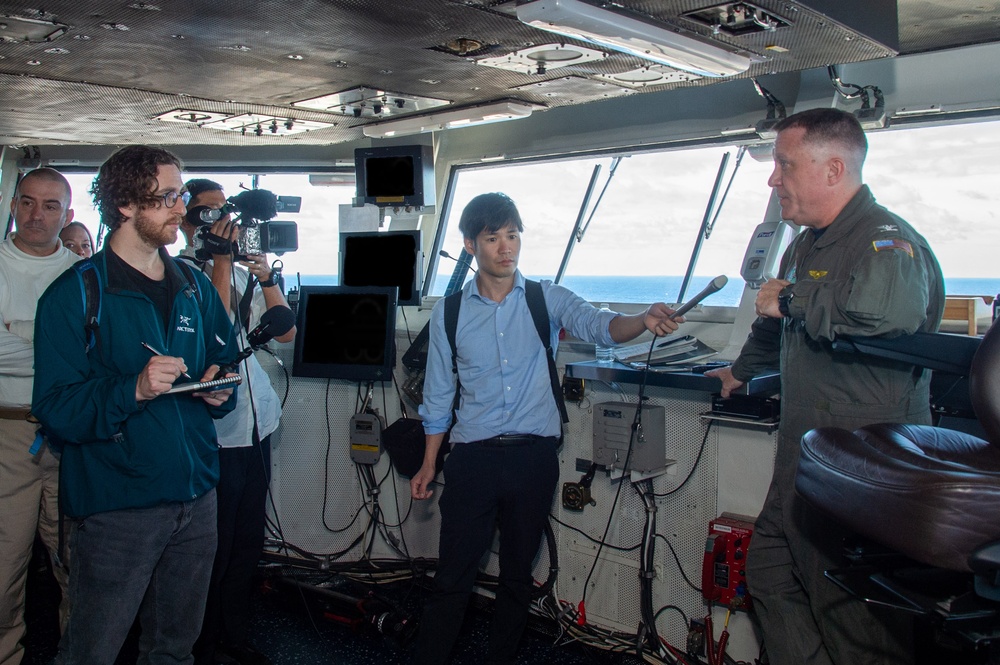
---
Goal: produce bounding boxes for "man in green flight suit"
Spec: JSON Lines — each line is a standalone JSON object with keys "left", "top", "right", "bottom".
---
{"left": 708, "top": 108, "right": 944, "bottom": 665}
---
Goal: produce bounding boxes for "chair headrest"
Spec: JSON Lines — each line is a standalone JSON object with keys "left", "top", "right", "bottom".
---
{"left": 970, "top": 318, "right": 1000, "bottom": 444}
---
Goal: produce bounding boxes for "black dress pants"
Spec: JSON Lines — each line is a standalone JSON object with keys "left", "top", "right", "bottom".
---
{"left": 413, "top": 436, "right": 559, "bottom": 665}
{"left": 195, "top": 434, "right": 271, "bottom": 663}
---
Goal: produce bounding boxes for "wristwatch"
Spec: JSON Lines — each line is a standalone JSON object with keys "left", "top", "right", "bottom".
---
{"left": 777, "top": 286, "right": 794, "bottom": 318}
{"left": 259, "top": 270, "right": 278, "bottom": 288}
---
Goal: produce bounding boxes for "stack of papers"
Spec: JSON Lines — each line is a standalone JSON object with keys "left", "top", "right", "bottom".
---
{"left": 614, "top": 335, "right": 718, "bottom": 367}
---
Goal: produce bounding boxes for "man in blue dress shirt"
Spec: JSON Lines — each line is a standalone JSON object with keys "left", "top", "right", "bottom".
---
{"left": 410, "top": 192, "right": 680, "bottom": 665}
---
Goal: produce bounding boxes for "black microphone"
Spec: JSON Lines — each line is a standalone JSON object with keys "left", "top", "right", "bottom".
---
{"left": 439, "top": 250, "right": 476, "bottom": 273}
{"left": 247, "top": 305, "right": 296, "bottom": 348}
{"left": 216, "top": 306, "right": 296, "bottom": 378}
{"left": 670, "top": 275, "right": 728, "bottom": 320}
{"left": 230, "top": 189, "right": 278, "bottom": 222}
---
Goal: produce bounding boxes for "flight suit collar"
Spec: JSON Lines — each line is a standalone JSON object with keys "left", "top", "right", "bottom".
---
{"left": 813, "top": 185, "right": 876, "bottom": 249}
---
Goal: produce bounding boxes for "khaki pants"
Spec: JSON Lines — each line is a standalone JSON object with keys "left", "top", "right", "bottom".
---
{"left": 0, "top": 418, "right": 69, "bottom": 665}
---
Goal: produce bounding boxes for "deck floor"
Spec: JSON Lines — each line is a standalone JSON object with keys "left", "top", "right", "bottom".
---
{"left": 23, "top": 543, "right": 617, "bottom": 665}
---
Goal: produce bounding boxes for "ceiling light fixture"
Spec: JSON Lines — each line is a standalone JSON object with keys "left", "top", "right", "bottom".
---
{"left": 477, "top": 43, "right": 607, "bottom": 76}
{"left": 362, "top": 101, "right": 537, "bottom": 139}
{"left": 516, "top": 0, "right": 751, "bottom": 78}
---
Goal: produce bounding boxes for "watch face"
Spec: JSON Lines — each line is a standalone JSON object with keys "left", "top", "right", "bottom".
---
{"left": 778, "top": 290, "right": 792, "bottom": 316}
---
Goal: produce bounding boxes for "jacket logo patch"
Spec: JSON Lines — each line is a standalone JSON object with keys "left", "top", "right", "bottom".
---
{"left": 875, "top": 224, "right": 899, "bottom": 233}
{"left": 808, "top": 270, "right": 828, "bottom": 279}
{"left": 872, "top": 238, "right": 913, "bottom": 257}
{"left": 177, "top": 313, "right": 195, "bottom": 333}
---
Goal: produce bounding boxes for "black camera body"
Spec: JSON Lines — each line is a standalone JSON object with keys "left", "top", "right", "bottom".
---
{"left": 231, "top": 220, "right": 298, "bottom": 260}
{"left": 186, "top": 189, "right": 298, "bottom": 261}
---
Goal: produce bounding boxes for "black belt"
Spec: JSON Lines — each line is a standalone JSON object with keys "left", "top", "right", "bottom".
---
{"left": 474, "top": 434, "right": 559, "bottom": 447}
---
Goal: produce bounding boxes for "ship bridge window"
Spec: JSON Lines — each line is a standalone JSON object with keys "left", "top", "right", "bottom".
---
{"left": 863, "top": 119, "right": 1000, "bottom": 299}
{"left": 429, "top": 148, "right": 774, "bottom": 307}
{"left": 431, "top": 117, "right": 1000, "bottom": 307}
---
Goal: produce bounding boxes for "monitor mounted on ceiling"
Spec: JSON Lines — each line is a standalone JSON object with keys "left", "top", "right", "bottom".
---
{"left": 354, "top": 144, "right": 435, "bottom": 208}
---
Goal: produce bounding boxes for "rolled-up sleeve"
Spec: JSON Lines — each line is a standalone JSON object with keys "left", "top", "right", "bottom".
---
{"left": 418, "top": 299, "right": 457, "bottom": 435}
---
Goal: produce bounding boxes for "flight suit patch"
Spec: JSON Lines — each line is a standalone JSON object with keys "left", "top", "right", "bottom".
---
{"left": 808, "top": 270, "right": 828, "bottom": 279}
{"left": 872, "top": 238, "right": 913, "bottom": 257}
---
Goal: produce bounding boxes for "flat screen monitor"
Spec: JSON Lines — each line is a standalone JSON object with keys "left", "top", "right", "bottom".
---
{"left": 292, "top": 285, "right": 398, "bottom": 381}
{"left": 354, "top": 144, "right": 435, "bottom": 208}
{"left": 339, "top": 230, "right": 422, "bottom": 306}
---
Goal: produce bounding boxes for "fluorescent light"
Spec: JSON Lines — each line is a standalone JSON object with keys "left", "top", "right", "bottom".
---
{"left": 362, "top": 101, "right": 536, "bottom": 139}
{"left": 517, "top": 0, "right": 751, "bottom": 78}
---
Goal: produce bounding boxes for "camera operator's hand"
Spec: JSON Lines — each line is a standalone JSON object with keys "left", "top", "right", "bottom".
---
{"left": 202, "top": 219, "right": 237, "bottom": 258}
{"left": 238, "top": 254, "right": 272, "bottom": 282}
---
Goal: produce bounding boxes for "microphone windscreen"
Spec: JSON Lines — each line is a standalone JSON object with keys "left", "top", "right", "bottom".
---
{"left": 260, "top": 305, "right": 296, "bottom": 338}
{"left": 708, "top": 275, "right": 728, "bottom": 292}
{"left": 231, "top": 189, "right": 278, "bottom": 222}
{"left": 248, "top": 305, "right": 296, "bottom": 347}
{"left": 672, "top": 275, "right": 729, "bottom": 319}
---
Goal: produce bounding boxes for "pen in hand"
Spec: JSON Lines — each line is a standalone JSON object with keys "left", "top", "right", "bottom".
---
{"left": 140, "top": 341, "right": 192, "bottom": 380}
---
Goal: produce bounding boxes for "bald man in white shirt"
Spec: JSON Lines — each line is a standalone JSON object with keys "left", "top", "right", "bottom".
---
{"left": 0, "top": 168, "right": 79, "bottom": 665}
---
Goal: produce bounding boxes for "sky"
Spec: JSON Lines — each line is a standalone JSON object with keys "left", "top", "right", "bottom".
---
{"left": 57, "top": 117, "right": 1000, "bottom": 286}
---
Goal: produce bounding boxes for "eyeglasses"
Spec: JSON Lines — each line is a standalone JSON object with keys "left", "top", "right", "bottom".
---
{"left": 159, "top": 190, "right": 192, "bottom": 208}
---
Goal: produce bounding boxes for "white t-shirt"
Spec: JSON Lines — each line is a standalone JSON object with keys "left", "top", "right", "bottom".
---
{"left": 0, "top": 235, "right": 79, "bottom": 407}
{"left": 177, "top": 250, "right": 282, "bottom": 448}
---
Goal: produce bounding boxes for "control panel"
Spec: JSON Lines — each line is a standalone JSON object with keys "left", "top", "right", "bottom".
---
{"left": 593, "top": 401, "right": 666, "bottom": 473}
{"left": 349, "top": 412, "right": 384, "bottom": 465}
{"left": 702, "top": 513, "right": 754, "bottom": 609}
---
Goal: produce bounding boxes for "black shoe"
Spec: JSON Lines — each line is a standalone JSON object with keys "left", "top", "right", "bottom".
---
{"left": 209, "top": 646, "right": 239, "bottom": 665}
{"left": 217, "top": 643, "right": 272, "bottom": 665}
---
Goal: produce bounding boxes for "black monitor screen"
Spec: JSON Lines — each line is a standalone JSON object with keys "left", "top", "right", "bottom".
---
{"left": 354, "top": 145, "right": 434, "bottom": 208}
{"left": 292, "top": 286, "right": 398, "bottom": 381}
{"left": 340, "top": 231, "right": 422, "bottom": 306}
{"left": 365, "top": 156, "right": 415, "bottom": 197}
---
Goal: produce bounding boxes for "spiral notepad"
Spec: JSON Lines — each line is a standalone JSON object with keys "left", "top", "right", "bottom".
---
{"left": 165, "top": 375, "right": 242, "bottom": 395}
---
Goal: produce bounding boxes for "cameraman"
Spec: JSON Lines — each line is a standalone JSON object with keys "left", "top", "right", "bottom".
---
{"left": 177, "top": 179, "right": 295, "bottom": 665}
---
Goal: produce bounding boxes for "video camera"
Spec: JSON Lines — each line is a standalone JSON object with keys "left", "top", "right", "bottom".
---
{"left": 186, "top": 188, "right": 299, "bottom": 261}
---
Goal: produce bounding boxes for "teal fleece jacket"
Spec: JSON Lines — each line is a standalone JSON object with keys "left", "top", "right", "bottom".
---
{"left": 32, "top": 247, "right": 238, "bottom": 518}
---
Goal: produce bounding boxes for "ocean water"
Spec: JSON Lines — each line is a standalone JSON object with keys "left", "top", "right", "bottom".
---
{"left": 297, "top": 275, "right": 1000, "bottom": 308}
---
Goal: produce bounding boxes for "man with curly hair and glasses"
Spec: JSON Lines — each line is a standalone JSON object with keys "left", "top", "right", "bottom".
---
{"left": 31, "top": 145, "right": 239, "bottom": 665}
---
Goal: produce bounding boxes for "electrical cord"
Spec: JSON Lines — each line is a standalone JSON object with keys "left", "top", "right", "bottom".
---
{"left": 653, "top": 420, "right": 713, "bottom": 498}
{"left": 548, "top": 513, "right": 642, "bottom": 552}
{"left": 655, "top": 534, "right": 702, "bottom": 593}
{"left": 653, "top": 604, "right": 689, "bottom": 629}
{"left": 399, "top": 305, "right": 413, "bottom": 345}
{"left": 321, "top": 379, "right": 367, "bottom": 534}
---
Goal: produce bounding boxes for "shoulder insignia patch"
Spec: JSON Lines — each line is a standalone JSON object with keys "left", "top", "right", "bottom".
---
{"left": 875, "top": 224, "right": 899, "bottom": 233}
{"left": 872, "top": 238, "right": 913, "bottom": 257}
{"left": 808, "top": 270, "right": 828, "bottom": 279}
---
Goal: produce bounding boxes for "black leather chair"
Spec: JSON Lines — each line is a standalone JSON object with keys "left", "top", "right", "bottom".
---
{"left": 795, "top": 323, "right": 1000, "bottom": 651}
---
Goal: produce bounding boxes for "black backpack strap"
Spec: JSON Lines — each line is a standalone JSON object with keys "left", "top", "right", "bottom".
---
{"left": 443, "top": 291, "right": 463, "bottom": 412}
{"left": 444, "top": 283, "right": 568, "bottom": 426}
{"left": 236, "top": 274, "right": 257, "bottom": 332}
{"left": 524, "top": 280, "right": 569, "bottom": 424}
{"left": 179, "top": 254, "right": 255, "bottom": 332}
{"left": 72, "top": 260, "right": 102, "bottom": 354}
{"left": 172, "top": 257, "right": 203, "bottom": 305}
